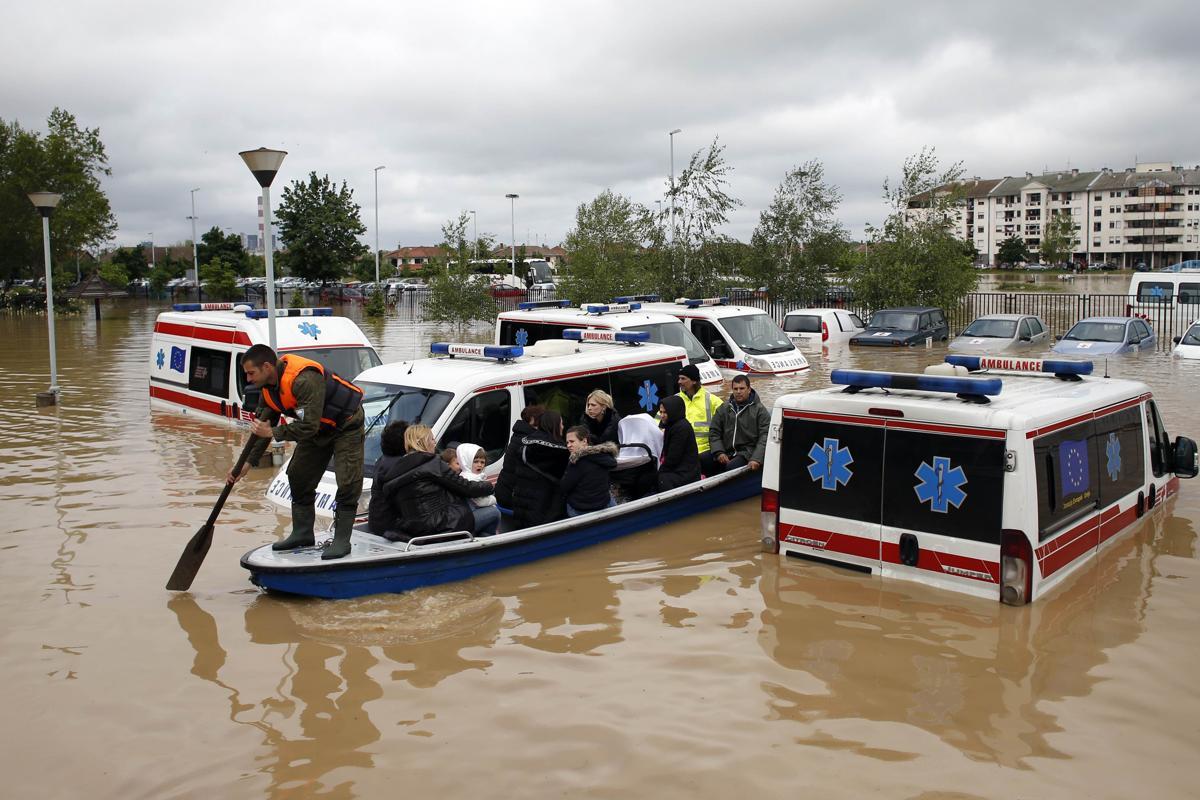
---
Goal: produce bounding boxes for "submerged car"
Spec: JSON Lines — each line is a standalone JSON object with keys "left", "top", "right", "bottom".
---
{"left": 948, "top": 314, "right": 1049, "bottom": 353}
{"left": 1173, "top": 319, "right": 1200, "bottom": 358}
{"left": 849, "top": 307, "right": 949, "bottom": 347}
{"left": 1052, "top": 316, "right": 1155, "bottom": 355}
{"left": 782, "top": 307, "right": 866, "bottom": 347}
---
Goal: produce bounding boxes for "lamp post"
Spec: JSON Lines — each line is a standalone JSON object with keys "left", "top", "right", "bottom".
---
{"left": 188, "top": 188, "right": 200, "bottom": 297}
{"left": 373, "top": 165, "right": 385, "bottom": 284}
{"left": 28, "top": 192, "right": 62, "bottom": 407}
{"left": 149, "top": 232, "right": 155, "bottom": 268}
{"left": 506, "top": 193, "right": 519, "bottom": 278}
{"left": 470, "top": 210, "right": 478, "bottom": 260}
{"left": 239, "top": 147, "right": 288, "bottom": 349}
{"left": 669, "top": 128, "right": 681, "bottom": 245}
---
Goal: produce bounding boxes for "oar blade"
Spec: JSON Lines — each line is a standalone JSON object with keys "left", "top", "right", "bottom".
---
{"left": 166, "top": 523, "right": 216, "bottom": 591}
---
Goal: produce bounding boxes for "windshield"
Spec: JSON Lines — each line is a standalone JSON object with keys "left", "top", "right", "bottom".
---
{"left": 961, "top": 319, "right": 1017, "bottom": 338}
{"left": 359, "top": 381, "right": 454, "bottom": 477}
{"left": 1064, "top": 322, "right": 1127, "bottom": 343}
{"left": 283, "top": 346, "right": 382, "bottom": 380}
{"left": 869, "top": 311, "right": 919, "bottom": 331}
{"left": 719, "top": 313, "right": 795, "bottom": 355}
{"left": 625, "top": 322, "right": 711, "bottom": 363}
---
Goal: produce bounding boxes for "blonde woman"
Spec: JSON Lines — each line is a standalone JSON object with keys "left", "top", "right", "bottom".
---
{"left": 580, "top": 388, "right": 621, "bottom": 445}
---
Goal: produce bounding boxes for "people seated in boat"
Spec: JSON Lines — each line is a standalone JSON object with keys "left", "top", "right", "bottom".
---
{"left": 708, "top": 374, "right": 770, "bottom": 472}
{"left": 611, "top": 413, "right": 664, "bottom": 501}
{"left": 366, "top": 420, "right": 410, "bottom": 536}
{"left": 455, "top": 443, "right": 496, "bottom": 508}
{"left": 677, "top": 364, "right": 723, "bottom": 476}
{"left": 657, "top": 395, "right": 701, "bottom": 491}
{"left": 368, "top": 424, "right": 498, "bottom": 540}
{"left": 495, "top": 406, "right": 569, "bottom": 528}
{"left": 580, "top": 389, "right": 621, "bottom": 445}
{"left": 562, "top": 426, "right": 619, "bottom": 516}
{"left": 441, "top": 447, "right": 461, "bottom": 472}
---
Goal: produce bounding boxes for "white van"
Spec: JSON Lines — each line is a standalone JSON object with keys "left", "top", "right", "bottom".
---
{"left": 782, "top": 307, "right": 866, "bottom": 347}
{"left": 149, "top": 303, "right": 381, "bottom": 427}
{"left": 266, "top": 332, "right": 689, "bottom": 516}
{"left": 495, "top": 298, "right": 723, "bottom": 387}
{"left": 760, "top": 355, "right": 1198, "bottom": 605}
{"left": 641, "top": 297, "right": 810, "bottom": 376}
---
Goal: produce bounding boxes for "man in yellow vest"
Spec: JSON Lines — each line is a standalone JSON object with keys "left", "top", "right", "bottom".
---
{"left": 677, "top": 364, "right": 723, "bottom": 476}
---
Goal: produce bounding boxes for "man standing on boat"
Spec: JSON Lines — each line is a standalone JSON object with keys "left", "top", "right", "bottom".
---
{"left": 707, "top": 374, "right": 770, "bottom": 472}
{"left": 677, "top": 364, "right": 723, "bottom": 475}
{"left": 227, "top": 344, "right": 365, "bottom": 560}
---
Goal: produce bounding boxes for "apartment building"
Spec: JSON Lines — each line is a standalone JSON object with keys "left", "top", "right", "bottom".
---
{"left": 912, "top": 162, "right": 1200, "bottom": 268}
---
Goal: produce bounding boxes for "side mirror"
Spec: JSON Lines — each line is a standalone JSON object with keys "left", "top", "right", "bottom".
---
{"left": 1020, "top": 335, "right": 1031, "bottom": 342}
{"left": 1174, "top": 436, "right": 1198, "bottom": 479}
{"left": 1053, "top": 334, "right": 1062, "bottom": 342}
{"left": 1174, "top": 336, "right": 1182, "bottom": 345}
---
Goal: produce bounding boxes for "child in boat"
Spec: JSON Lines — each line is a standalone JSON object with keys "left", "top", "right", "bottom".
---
{"left": 562, "top": 426, "right": 618, "bottom": 517}
{"left": 455, "top": 443, "right": 496, "bottom": 507}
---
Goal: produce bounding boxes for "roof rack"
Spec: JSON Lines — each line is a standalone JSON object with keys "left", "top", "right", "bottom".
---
{"left": 831, "top": 369, "right": 1002, "bottom": 404}
{"left": 675, "top": 296, "right": 728, "bottom": 308}
{"left": 244, "top": 307, "right": 332, "bottom": 319}
{"left": 172, "top": 302, "right": 255, "bottom": 312}
{"left": 944, "top": 355, "right": 1092, "bottom": 381}
{"left": 582, "top": 302, "right": 641, "bottom": 315}
{"left": 561, "top": 328, "right": 650, "bottom": 346}
{"left": 517, "top": 299, "right": 572, "bottom": 311}
{"left": 430, "top": 343, "right": 523, "bottom": 362}
{"left": 612, "top": 294, "right": 660, "bottom": 303}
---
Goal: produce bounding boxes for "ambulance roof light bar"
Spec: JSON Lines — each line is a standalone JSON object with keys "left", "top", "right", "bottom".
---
{"left": 676, "top": 296, "right": 728, "bottom": 308}
{"left": 430, "top": 343, "right": 523, "bottom": 361}
{"left": 172, "top": 302, "right": 255, "bottom": 312}
{"left": 561, "top": 328, "right": 651, "bottom": 345}
{"left": 612, "top": 294, "right": 660, "bottom": 304}
{"left": 831, "top": 369, "right": 1002, "bottom": 404}
{"left": 517, "top": 299, "right": 572, "bottom": 311}
{"left": 583, "top": 302, "right": 641, "bottom": 315}
{"left": 245, "top": 307, "right": 333, "bottom": 319}
{"left": 944, "top": 355, "right": 1093, "bottom": 381}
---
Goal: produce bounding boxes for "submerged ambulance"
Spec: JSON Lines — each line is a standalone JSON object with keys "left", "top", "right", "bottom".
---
{"left": 760, "top": 355, "right": 1198, "bottom": 605}
{"left": 149, "top": 303, "right": 381, "bottom": 427}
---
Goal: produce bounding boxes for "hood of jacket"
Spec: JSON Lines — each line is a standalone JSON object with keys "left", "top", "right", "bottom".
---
{"left": 569, "top": 440, "right": 619, "bottom": 465}
{"left": 660, "top": 394, "right": 686, "bottom": 427}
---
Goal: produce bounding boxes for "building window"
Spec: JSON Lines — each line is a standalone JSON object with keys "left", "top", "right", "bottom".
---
{"left": 1094, "top": 222, "right": 1102, "bottom": 232}
{"left": 977, "top": 226, "right": 984, "bottom": 233}
{"left": 1094, "top": 208, "right": 1102, "bottom": 216}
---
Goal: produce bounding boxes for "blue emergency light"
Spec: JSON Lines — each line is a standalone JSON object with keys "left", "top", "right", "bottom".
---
{"left": 172, "top": 302, "right": 255, "bottom": 312}
{"left": 584, "top": 303, "right": 641, "bottom": 314}
{"left": 944, "top": 355, "right": 1093, "bottom": 380}
{"left": 678, "top": 297, "right": 729, "bottom": 308}
{"left": 831, "top": 369, "right": 1002, "bottom": 403}
{"left": 561, "top": 329, "right": 651, "bottom": 344}
{"left": 244, "top": 307, "right": 333, "bottom": 319}
{"left": 430, "top": 342, "right": 523, "bottom": 361}
{"left": 612, "top": 294, "right": 660, "bottom": 304}
{"left": 517, "top": 300, "right": 572, "bottom": 311}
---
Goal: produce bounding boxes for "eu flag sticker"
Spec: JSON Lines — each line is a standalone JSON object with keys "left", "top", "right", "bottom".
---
{"left": 1059, "top": 439, "right": 1089, "bottom": 496}
{"left": 170, "top": 346, "right": 186, "bottom": 373}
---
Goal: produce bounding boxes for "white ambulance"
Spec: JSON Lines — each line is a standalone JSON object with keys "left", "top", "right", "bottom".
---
{"left": 495, "top": 298, "right": 723, "bottom": 387}
{"left": 148, "top": 303, "right": 381, "bottom": 427}
{"left": 759, "top": 355, "right": 1198, "bottom": 605}
{"left": 640, "top": 297, "right": 810, "bottom": 376}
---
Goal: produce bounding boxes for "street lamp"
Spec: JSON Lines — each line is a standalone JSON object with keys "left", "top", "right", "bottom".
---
{"left": 149, "top": 232, "right": 155, "bottom": 268}
{"left": 506, "top": 193, "right": 519, "bottom": 278}
{"left": 28, "top": 192, "right": 62, "bottom": 407}
{"left": 669, "top": 128, "right": 681, "bottom": 245}
{"left": 239, "top": 147, "right": 288, "bottom": 349}
{"left": 188, "top": 188, "right": 200, "bottom": 296}
{"left": 469, "top": 210, "right": 478, "bottom": 260}
{"left": 373, "top": 165, "right": 385, "bottom": 284}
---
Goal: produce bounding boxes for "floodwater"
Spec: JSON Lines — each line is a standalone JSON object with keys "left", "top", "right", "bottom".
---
{"left": 2, "top": 297, "right": 1199, "bottom": 799}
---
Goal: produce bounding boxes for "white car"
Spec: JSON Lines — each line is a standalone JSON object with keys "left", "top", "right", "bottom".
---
{"left": 1173, "top": 319, "right": 1200, "bottom": 358}
{"left": 781, "top": 308, "right": 866, "bottom": 347}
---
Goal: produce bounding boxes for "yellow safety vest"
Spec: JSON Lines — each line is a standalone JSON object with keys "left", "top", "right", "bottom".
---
{"left": 679, "top": 388, "right": 723, "bottom": 453}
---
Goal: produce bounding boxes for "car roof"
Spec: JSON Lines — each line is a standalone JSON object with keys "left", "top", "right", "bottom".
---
{"left": 875, "top": 306, "right": 941, "bottom": 313}
{"left": 1073, "top": 316, "right": 1136, "bottom": 325}
{"left": 970, "top": 313, "right": 1037, "bottom": 321}
{"left": 497, "top": 307, "right": 688, "bottom": 326}
{"left": 641, "top": 301, "right": 774, "bottom": 320}
{"left": 785, "top": 307, "right": 853, "bottom": 316}
{"left": 154, "top": 309, "right": 374, "bottom": 349}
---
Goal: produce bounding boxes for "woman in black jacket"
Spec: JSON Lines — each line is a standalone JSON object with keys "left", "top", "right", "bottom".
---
{"left": 657, "top": 395, "right": 701, "bottom": 492}
{"left": 580, "top": 389, "right": 621, "bottom": 446}
{"left": 369, "top": 424, "right": 497, "bottom": 540}
{"left": 562, "top": 426, "right": 618, "bottom": 516}
{"left": 496, "top": 406, "right": 568, "bottom": 528}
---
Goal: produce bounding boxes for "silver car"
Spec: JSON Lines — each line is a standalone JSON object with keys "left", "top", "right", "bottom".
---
{"left": 949, "top": 314, "right": 1050, "bottom": 353}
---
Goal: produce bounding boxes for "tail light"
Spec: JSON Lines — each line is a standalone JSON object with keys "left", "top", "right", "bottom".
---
{"left": 821, "top": 321, "right": 829, "bottom": 342}
{"left": 761, "top": 488, "right": 780, "bottom": 553}
{"left": 1000, "top": 529, "right": 1033, "bottom": 606}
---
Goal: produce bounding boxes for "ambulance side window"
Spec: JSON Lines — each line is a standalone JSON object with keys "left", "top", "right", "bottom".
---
{"left": 188, "top": 346, "right": 232, "bottom": 399}
{"left": 524, "top": 376, "right": 602, "bottom": 425}
{"left": 1094, "top": 407, "right": 1145, "bottom": 505}
{"left": 778, "top": 419, "right": 884, "bottom": 524}
{"left": 1145, "top": 401, "right": 1170, "bottom": 478}
{"left": 1034, "top": 420, "right": 1100, "bottom": 540}
{"left": 499, "top": 321, "right": 565, "bottom": 347}
{"left": 438, "top": 390, "right": 512, "bottom": 464}
{"left": 691, "top": 320, "right": 731, "bottom": 359}
{"left": 609, "top": 362, "right": 682, "bottom": 418}
{"left": 235, "top": 353, "right": 261, "bottom": 412}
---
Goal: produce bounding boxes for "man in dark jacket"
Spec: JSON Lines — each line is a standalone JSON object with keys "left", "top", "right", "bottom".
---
{"left": 562, "top": 426, "right": 618, "bottom": 516}
{"left": 657, "top": 395, "right": 700, "bottom": 491}
{"left": 708, "top": 374, "right": 771, "bottom": 472}
{"left": 495, "top": 406, "right": 568, "bottom": 528}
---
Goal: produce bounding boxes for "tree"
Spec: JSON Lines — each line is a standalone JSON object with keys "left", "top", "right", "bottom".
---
{"left": 98, "top": 260, "right": 128, "bottom": 288}
{"left": 200, "top": 256, "right": 239, "bottom": 301}
{"left": 560, "top": 189, "right": 656, "bottom": 303}
{"left": 110, "top": 245, "right": 149, "bottom": 282}
{"left": 197, "top": 227, "right": 250, "bottom": 275}
{"left": 424, "top": 212, "right": 498, "bottom": 332}
{"left": 997, "top": 235, "right": 1029, "bottom": 267}
{"left": 0, "top": 108, "right": 117, "bottom": 283}
{"left": 150, "top": 252, "right": 188, "bottom": 293}
{"left": 1040, "top": 211, "right": 1079, "bottom": 267}
{"left": 274, "top": 172, "right": 367, "bottom": 284}
{"left": 850, "top": 148, "right": 977, "bottom": 311}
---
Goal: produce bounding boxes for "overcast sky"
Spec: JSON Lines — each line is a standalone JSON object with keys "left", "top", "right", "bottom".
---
{"left": 5, "top": 1, "right": 1200, "bottom": 251}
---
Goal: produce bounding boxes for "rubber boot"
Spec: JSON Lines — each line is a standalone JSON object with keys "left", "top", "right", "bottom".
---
{"left": 321, "top": 505, "right": 356, "bottom": 560}
{"left": 273, "top": 504, "right": 316, "bottom": 551}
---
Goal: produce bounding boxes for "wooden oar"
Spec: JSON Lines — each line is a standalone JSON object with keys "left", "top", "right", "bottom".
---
{"left": 166, "top": 437, "right": 260, "bottom": 591}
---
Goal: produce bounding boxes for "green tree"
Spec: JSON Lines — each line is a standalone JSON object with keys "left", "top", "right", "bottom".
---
{"left": 1039, "top": 211, "right": 1079, "bottom": 267}
{"left": 660, "top": 137, "right": 742, "bottom": 297}
{"left": 150, "top": 251, "right": 189, "bottom": 293}
{"left": 997, "top": 235, "right": 1029, "bottom": 266}
{"left": 0, "top": 108, "right": 117, "bottom": 283}
{"left": 424, "top": 212, "right": 498, "bottom": 332}
{"left": 274, "top": 172, "right": 368, "bottom": 284}
{"left": 197, "top": 227, "right": 250, "bottom": 275}
{"left": 561, "top": 189, "right": 655, "bottom": 303}
{"left": 110, "top": 244, "right": 148, "bottom": 282}
{"left": 200, "top": 256, "right": 239, "bottom": 301}
{"left": 850, "top": 148, "right": 977, "bottom": 311}
{"left": 98, "top": 260, "right": 129, "bottom": 288}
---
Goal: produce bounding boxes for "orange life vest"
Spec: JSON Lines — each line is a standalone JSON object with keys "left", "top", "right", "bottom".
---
{"left": 261, "top": 354, "right": 363, "bottom": 431}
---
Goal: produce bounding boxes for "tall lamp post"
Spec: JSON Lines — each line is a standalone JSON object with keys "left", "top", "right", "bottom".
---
{"left": 470, "top": 210, "right": 478, "bottom": 260}
{"left": 506, "top": 193, "right": 519, "bottom": 278}
{"left": 373, "top": 165, "right": 385, "bottom": 284}
{"left": 149, "top": 232, "right": 156, "bottom": 269}
{"left": 188, "top": 188, "right": 200, "bottom": 297}
{"left": 239, "top": 147, "right": 288, "bottom": 349}
{"left": 29, "top": 192, "right": 62, "bottom": 407}
{"left": 668, "top": 128, "right": 681, "bottom": 245}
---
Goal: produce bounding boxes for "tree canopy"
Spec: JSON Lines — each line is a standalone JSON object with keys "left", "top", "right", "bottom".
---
{"left": 423, "top": 212, "right": 497, "bottom": 331}
{"left": 1039, "top": 211, "right": 1079, "bottom": 267}
{"left": 997, "top": 235, "right": 1030, "bottom": 266}
{"left": 197, "top": 226, "right": 250, "bottom": 276}
{"left": 273, "top": 172, "right": 367, "bottom": 283}
{"left": 560, "top": 189, "right": 655, "bottom": 303}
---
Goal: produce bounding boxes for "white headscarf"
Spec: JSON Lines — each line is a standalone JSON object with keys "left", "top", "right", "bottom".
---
{"left": 456, "top": 443, "right": 487, "bottom": 477}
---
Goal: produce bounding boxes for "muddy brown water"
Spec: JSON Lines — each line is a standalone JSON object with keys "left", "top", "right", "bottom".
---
{"left": 2, "top": 299, "right": 1199, "bottom": 799}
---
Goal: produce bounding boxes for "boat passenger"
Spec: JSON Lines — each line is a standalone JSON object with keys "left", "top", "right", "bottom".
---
{"left": 562, "top": 426, "right": 619, "bottom": 517}
{"left": 455, "top": 443, "right": 497, "bottom": 508}
{"left": 677, "top": 364, "right": 723, "bottom": 476}
{"left": 370, "top": 424, "right": 499, "bottom": 540}
{"left": 580, "top": 389, "right": 621, "bottom": 445}
{"left": 496, "top": 407, "right": 569, "bottom": 528}
{"left": 441, "top": 448, "right": 461, "bottom": 472}
{"left": 366, "top": 420, "right": 410, "bottom": 537}
{"left": 657, "top": 395, "right": 701, "bottom": 491}
{"left": 708, "top": 374, "right": 770, "bottom": 472}
{"left": 495, "top": 405, "right": 544, "bottom": 510}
